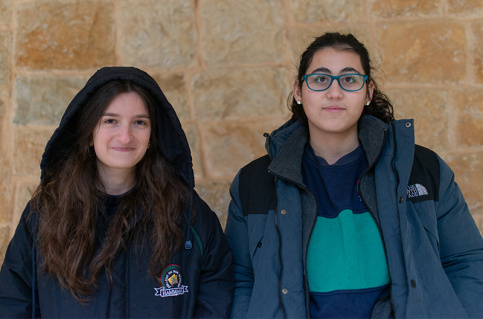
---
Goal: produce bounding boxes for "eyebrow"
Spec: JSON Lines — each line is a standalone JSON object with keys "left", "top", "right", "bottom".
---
{"left": 102, "top": 112, "right": 150, "bottom": 119}
{"left": 310, "top": 67, "right": 361, "bottom": 74}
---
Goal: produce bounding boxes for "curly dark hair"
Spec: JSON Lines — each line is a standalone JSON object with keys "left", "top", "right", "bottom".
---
{"left": 290, "top": 32, "right": 394, "bottom": 124}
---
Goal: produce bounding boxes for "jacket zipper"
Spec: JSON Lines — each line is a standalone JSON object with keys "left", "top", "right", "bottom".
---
{"left": 267, "top": 168, "right": 317, "bottom": 319}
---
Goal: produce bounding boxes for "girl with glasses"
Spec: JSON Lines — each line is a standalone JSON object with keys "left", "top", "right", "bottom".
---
{"left": 225, "top": 32, "right": 483, "bottom": 318}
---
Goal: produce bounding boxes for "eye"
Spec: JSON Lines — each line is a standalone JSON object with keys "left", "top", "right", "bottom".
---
{"left": 313, "top": 74, "right": 330, "bottom": 83}
{"left": 341, "top": 75, "right": 357, "bottom": 83}
{"left": 135, "top": 120, "right": 149, "bottom": 126}
{"left": 103, "top": 118, "right": 117, "bottom": 124}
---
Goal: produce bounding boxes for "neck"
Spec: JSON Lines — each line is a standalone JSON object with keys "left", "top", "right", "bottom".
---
{"left": 309, "top": 129, "right": 360, "bottom": 165}
{"left": 98, "top": 166, "right": 136, "bottom": 195}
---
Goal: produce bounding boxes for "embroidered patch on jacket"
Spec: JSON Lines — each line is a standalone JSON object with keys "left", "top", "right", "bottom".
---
{"left": 407, "top": 183, "right": 428, "bottom": 198}
{"left": 154, "top": 264, "right": 189, "bottom": 298}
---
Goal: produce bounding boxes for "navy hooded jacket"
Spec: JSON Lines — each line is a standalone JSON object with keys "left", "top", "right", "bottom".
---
{"left": 0, "top": 67, "right": 234, "bottom": 318}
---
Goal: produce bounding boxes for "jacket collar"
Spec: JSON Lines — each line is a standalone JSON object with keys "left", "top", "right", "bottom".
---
{"left": 266, "top": 115, "right": 388, "bottom": 184}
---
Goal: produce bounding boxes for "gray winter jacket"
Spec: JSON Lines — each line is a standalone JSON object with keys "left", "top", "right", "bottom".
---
{"left": 225, "top": 115, "right": 483, "bottom": 318}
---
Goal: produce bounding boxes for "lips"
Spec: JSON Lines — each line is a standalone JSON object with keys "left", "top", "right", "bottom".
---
{"left": 323, "top": 105, "right": 345, "bottom": 113}
{"left": 111, "top": 147, "right": 135, "bottom": 152}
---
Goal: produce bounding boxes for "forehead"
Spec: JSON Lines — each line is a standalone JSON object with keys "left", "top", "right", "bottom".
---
{"left": 104, "top": 91, "right": 148, "bottom": 113}
{"left": 308, "top": 47, "right": 363, "bottom": 74}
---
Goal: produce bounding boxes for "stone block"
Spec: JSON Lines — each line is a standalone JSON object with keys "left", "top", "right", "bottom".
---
{"left": 290, "top": 0, "right": 363, "bottom": 23}
{"left": 471, "top": 22, "right": 483, "bottom": 84}
{"left": 13, "top": 127, "right": 54, "bottom": 177}
{"left": 119, "top": 0, "right": 196, "bottom": 68}
{"left": 200, "top": 119, "right": 287, "bottom": 179}
{"left": 0, "top": 30, "right": 10, "bottom": 98}
{"left": 369, "top": 0, "right": 443, "bottom": 18}
{"left": 0, "top": 99, "right": 4, "bottom": 119}
{"left": 445, "top": 153, "right": 483, "bottom": 210}
{"left": 15, "top": 0, "right": 115, "bottom": 70}
{"left": 379, "top": 22, "right": 466, "bottom": 84}
{"left": 152, "top": 72, "right": 190, "bottom": 120}
{"left": 195, "top": 180, "right": 232, "bottom": 228}
{"left": 181, "top": 121, "right": 203, "bottom": 180}
{"left": 0, "top": 0, "right": 10, "bottom": 27}
{"left": 448, "top": 0, "right": 483, "bottom": 16}
{"left": 14, "top": 75, "right": 87, "bottom": 126}
{"left": 389, "top": 88, "right": 448, "bottom": 152}
{"left": 0, "top": 225, "right": 11, "bottom": 266}
{"left": 192, "top": 67, "right": 291, "bottom": 120}
{"left": 200, "top": 0, "right": 284, "bottom": 66}
{"left": 453, "top": 89, "right": 483, "bottom": 147}
{"left": 0, "top": 168, "right": 11, "bottom": 224}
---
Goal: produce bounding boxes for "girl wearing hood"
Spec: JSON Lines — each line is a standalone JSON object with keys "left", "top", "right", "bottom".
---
{"left": 0, "top": 67, "right": 234, "bottom": 318}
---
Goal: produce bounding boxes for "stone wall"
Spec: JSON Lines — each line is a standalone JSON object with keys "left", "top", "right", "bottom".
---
{"left": 1, "top": 0, "right": 483, "bottom": 265}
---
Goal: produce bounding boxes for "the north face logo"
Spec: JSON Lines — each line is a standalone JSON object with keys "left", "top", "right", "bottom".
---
{"left": 407, "top": 183, "right": 428, "bottom": 198}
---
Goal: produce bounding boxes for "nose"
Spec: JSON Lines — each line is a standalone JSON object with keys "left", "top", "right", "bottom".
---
{"left": 117, "top": 124, "right": 132, "bottom": 144}
{"left": 326, "top": 79, "right": 344, "bottom": 99}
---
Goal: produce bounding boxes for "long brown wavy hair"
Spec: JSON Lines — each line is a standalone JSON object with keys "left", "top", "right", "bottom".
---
{"left": 30, "top": 80, "right": 190, "bottom": 302}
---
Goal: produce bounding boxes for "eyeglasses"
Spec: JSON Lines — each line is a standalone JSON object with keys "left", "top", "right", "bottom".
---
{"left": 303, "top": 73, "right": 368, "bottom": 92}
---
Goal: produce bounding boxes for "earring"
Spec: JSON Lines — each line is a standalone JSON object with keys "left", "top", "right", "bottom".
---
{"left": 296, "top": 100, "right": 301, "bottom": 105}
{"left": 366, "top": 101, "right": 370, "bottom": 106}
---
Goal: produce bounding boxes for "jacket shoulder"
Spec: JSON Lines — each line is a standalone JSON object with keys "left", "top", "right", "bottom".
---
{"left": 408, "top": 145, "right": 440, "bottom": 202}
{"left": 238, "top": 155, "right": 275, "bottom": 216}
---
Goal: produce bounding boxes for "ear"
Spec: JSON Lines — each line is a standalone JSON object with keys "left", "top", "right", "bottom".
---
{"left": 367, "top": 80, "right": 374, "bottom": 102}
{"left": 293, "top": 80, "right": 303, "bottom": 102}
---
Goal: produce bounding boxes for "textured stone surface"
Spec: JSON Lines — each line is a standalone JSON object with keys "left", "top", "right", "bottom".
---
{"left": 453, "top": 89, "right": 483, "bottom": 148}
{"left": 195, "top": 180, "right": 232, "bottom": 227}
{"left": 448, "top": 0, "right": 483, "bottom": 16}
{"left": 390, "top": 88, "right": 449, "bottom": 152}
{"left": 369, "top": 0, "right": 443, "bottom": 18}
{"left": 291, "top": 0, "right": 363, "bottom": 23}
{"left": 0, "top": 225, "right": 10, "bottom": 266}
{"left": 379, "top": 22, "right": 466, "bottom": 84}
{"left": 472, "top": 22, "right": 483, "bottom": 84}
{"left": 0, "top": 168, "right": 11, "bottom": 224}
{"left": 446, "top": 153, "right": 483, "bottom": 210}
{"left": 0, "top": 30, "right": 10, "bottom": 98}
{"left": 200, "top": 119, "right": 286, "bottom": 179}
{"left": 15, "top": 0, "right": 115, "bottom": 69}
{"left": 201, "top": 0, "right": 284, "bottom": 66}
{"left": 119, "top": 0, "right": 196, "bottom": 68}
{"left": 0, "top": 0, "right": 10, "bottom": 26}
{"left": 14, "top": 75, "right": 87, "bottom": 125}
{"left": 0, "top": 99, "right": 4, "bottom": 119}
{"left": 13, "top": 128, "right": 55, "bottom": 177}
{"left": 152, "top": 72, "right": 190, "bottom": 120}
{"left": 192, "top": 67, "right": 291, "bottom": 119}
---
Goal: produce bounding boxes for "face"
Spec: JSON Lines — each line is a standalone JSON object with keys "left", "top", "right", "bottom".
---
{"left": 92, "top": 91, "right": 151, "bottom": 184}
{"left": 294, "top": 47, "right": 373, "bottom": 141}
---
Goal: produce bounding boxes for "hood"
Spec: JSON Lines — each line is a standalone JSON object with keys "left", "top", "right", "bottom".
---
{"left": 40, "top": 66, "right": 194, "bottom": 189}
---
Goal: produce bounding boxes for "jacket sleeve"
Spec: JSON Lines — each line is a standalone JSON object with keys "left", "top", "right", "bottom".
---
{"left": 193, "top": 194, "right": 234, "bottom": 318}
{"left": 436, "top": 157, "right": 483, "bottom": 317}
{"left": 224, "top": 172, "right": 254, "bottom": 319}
{"left": 0, "top": 203, "right": 40, "bottom": 318}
